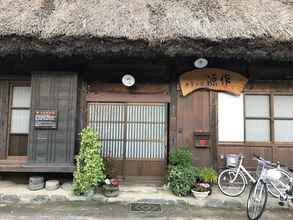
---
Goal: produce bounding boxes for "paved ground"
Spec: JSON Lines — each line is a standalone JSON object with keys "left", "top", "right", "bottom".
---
{"left": 1, "top": 180, "right": 292, "bottom": 210}
{"left": 0, "top": 202, "right": 292, "bottom": 220}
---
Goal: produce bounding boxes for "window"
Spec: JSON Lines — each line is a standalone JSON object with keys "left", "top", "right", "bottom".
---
{"left": 10, "top": 87, "right": 31, "bottom": 134}
{"left": 244, "top": 94, "right": 293, "bottom": 143}
{"left": 8, "top": 85, "right": 31, "bottom": 157}
{"left": 218, "top": 93, "right": 293, "bottom": 143}
{"left": 244, "top": 95, "right": 270, "bottom": 142}
{"left": 273, "top": 96, "right": 293, "bottom": 142}
{"left": 218, "top": 93, "right": 244, "bottom": 142}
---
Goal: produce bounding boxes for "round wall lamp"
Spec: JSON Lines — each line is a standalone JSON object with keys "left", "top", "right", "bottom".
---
{"left": 194, "top": 58, "right": 208, "bottom": 68}
{"left": 122, "top": 74, "right": 135, "bottom": 87}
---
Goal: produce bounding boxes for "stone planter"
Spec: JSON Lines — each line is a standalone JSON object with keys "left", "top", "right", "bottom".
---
{"left": 191, "top": 190, "right": 210, "bottom": 199}
{"left": 102, "top": 184, "right": 119, "bottom": 197}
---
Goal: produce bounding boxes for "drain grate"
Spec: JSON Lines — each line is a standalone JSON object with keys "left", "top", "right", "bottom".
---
{"left": 129, "top": 203, "right": 162, "bottom": 213}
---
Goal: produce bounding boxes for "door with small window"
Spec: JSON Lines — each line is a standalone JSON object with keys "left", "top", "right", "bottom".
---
{"left": 8, "top": 84, "right": 31, "bottom": 158}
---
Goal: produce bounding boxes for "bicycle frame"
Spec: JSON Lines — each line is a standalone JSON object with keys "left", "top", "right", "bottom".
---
{"left": 231, "top": 156, "right": 256, "bottom": 184}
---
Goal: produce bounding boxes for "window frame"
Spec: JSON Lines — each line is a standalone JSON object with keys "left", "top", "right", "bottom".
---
{"left": 9, "top": 83, "right": 31, "bottom": 135}
{"left": 6, "top": 81, "right": 31, "bottom": 158}
{"left": 244, "top": 92, "right": 293, "bottom": 145}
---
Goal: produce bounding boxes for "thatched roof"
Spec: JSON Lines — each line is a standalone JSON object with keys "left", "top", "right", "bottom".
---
{"left": 0, "top": 0, "right": 293, "bottom": 60}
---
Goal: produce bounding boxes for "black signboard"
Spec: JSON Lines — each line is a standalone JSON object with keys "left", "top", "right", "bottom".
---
{"left": 34, "top": 110, "right": 57, "bottom": 129}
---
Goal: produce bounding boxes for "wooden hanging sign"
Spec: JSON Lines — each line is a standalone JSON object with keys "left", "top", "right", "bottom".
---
{"left": 179, "top": 68, "right": 248, "bottom": 96}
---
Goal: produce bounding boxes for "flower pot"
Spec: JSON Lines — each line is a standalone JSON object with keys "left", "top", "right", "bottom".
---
{"left": 191, "top": 189, "right": 210, "bottom": 199}
{"left": 102, "top": 184, "right": 119, "bottom": 197}
{"left": 83, "top": 187, "right": 96, "bottom": 197}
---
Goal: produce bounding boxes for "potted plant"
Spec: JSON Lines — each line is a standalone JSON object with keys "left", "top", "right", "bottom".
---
{"left": 102, "top": 153, "right": 120, "bottom": 197}
{"left": 102, "top": 177, "right": 120, "bottom": 197}
{"left": 191, "top": 182, "right": 211, "bottom": 198}
{"left": 72, "top": 128, "right": 105, "bottom": 196}
{"left": 191, "top": 167, "right": 217, "bottom": 198}
{"left": 167, "top": 148, "right": 198, "bottom": 197}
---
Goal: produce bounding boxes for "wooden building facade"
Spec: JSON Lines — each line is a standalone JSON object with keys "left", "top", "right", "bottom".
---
{"left": 0, "top": 57, "right": 293, "bottom": 179}
{"left": 0, "top": 0, "right": 293, "bottom": 179}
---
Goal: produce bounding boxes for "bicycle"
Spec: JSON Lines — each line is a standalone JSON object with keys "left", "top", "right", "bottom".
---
{"left": 217, "top": 154, "right": 290, "bottom": 197}
{"left": 247, "top": 159, "right": 293, "bottom": 220}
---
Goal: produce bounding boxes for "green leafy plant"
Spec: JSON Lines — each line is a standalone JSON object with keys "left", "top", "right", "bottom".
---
{"left": 168, "top": 166, "right": 198, "bottom": 196}
{"left": 169, "top": 148, "right": 193, "bottom": 168}
{"left": 197, "top": 167, "right": 218, "bottom": 184}
{"left": 73, "top": 128, "right": 105, "bottom": 195}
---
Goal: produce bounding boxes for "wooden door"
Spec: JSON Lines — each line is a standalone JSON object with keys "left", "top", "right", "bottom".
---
{"left": 177, "top": 90, "right": 213, "bottom": 167}
{"left": 88, "top": 103, "right": 167, "bottom": 177}
{"left": 28, "top": 72, "right": 77, "bottom": 164}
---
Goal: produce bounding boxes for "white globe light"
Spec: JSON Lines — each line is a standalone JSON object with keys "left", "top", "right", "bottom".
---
{"left": 122, "top": 74, "right": 135, "bottom": 87}
{"left": 194, "top": 58, "right": 208, "bottom": 68}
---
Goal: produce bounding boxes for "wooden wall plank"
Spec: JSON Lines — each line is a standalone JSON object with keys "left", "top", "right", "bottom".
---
{"left": 8, "top": 134, "right": 28, "bottom": 156}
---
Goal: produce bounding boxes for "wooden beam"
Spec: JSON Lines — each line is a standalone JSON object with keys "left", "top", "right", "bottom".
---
{"left": 0, "top": 162, "right": 74, "bottom": 173}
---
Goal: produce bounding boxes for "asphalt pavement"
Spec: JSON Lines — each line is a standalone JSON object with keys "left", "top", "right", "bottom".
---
{"left": 0, "top": 201, "right": 292, "bottom": 220}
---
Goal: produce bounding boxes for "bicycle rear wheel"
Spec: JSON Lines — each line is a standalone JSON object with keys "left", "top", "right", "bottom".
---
{"left": 266, "top": 169, "right": 290, "bottom": 198}
{"left": 247, "top": 180, "right": 268, "bottom": 220}
{"left": 218, "top": 168, "right": 246, "bottom": 197}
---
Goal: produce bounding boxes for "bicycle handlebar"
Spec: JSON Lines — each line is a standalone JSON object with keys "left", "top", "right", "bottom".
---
{"left": 253, "top": 154, "right": 278, "bottom": 167}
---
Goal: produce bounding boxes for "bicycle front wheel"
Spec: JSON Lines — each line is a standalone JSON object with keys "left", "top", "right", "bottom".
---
{"left": 266, "top": 169, "right": 290, "bottom": 198}
{"left": 247, "top": 180, "right": 268, "bottom": 220}
{"left": 218, "top": 168, "right": 246, "bottom": 197}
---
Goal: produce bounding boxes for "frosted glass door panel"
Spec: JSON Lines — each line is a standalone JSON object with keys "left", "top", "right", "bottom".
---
{"left": 88, "top": 103, "right": 125, "bottom": 159}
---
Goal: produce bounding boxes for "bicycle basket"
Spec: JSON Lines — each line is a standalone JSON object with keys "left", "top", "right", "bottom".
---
{"left": 225, "top": 154, "right": 240, "bottom": 168}
{"left": 256, "top": 160, "right": 273, "bottom": 178}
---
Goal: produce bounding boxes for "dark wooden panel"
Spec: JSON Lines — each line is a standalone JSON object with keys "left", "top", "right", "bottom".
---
{"left": 8, "top": 134, "right": 28, "bottom": 156}
{"left": 87, "top": 82, "right": 170, "bottom": 103}
{"left": 0, "top": 160, "right": 74, "bottom": 173}
{"left": 277, "top": 146, "right": 293, "bottom": 167}
{"left": 111, "top": 160, "right": 166, "bottom": 177}
{"left": 244, "top": 81, "right": 293, "bottom": 92}
{"left": 29, "top": 72, "right": 78, "bottom": 164}
{"left": 169, "top": 70, "right": 178, "bottom": 152}
{"left": 75, "top": 79, "right": 87, "bottom": 155}
{"left": 177, "top": 90, "right": 212, "bottom": 167}
{"left": 217, "top": 145, "right": 273, "bottom": 169}
{"left": 0, "top": 81, "right": 9, "bottom": 159}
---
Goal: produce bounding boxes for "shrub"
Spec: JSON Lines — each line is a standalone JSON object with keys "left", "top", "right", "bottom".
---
{"left": 169, "top": 148, "right": 193, "bottom": 168}
{"left": 197, "top": 167, "right": 218, "bottom": 184}
{"left": 73, "top": 128, "right": 105, "bottom": 195}
{"left": 168, "top": 166, "right": 198, "bottom": 196}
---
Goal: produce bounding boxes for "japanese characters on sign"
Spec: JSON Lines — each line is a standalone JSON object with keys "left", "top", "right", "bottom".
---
{"left": 179, "top": 68, "right": 248, "bottom": 96}
{"left": 34, "top": 110, "right": 57, "bottom": 129}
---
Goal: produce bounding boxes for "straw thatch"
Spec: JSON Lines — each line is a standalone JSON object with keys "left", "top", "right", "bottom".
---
{"left": 0, "top": 0, "right": 293, "bottom": 60}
